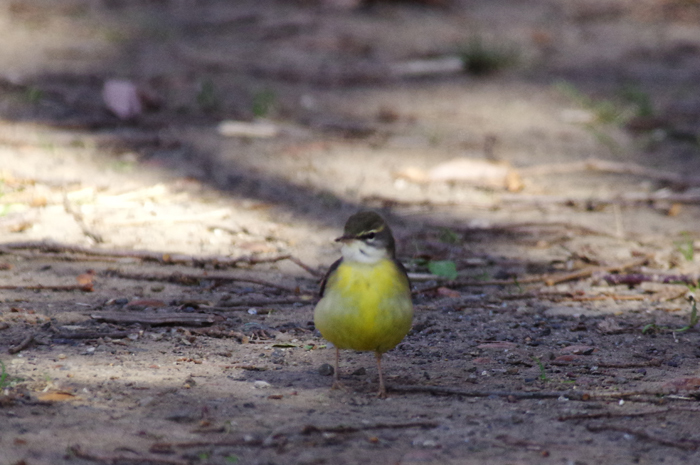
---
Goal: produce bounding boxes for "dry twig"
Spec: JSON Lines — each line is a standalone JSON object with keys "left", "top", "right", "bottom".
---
{"left": 543, "top": 256, "right": 649, "bottom": 286}
{"left": 551, "top": 359, "right": 661, "bottom": 369}
{"left": 301, "top": 421, "right": 439, "bottom": 434}
{"left": 586, "top": 423, "right": 699, "bottom": 451}
{"left": 558, "top": 408, "right": 672, "bottom": 421}
{"left": 63, "top": 194, "right": 104, "bottom": 243}
{"left": 102, "top": 269, "right": 302, "bottom": 294}
{"left": 0, "top": 240, "right": 297, "bottom": 269}
{"left": 389, "top": 385, "right": 690, "bottom": 402}
{"left": 8, "top": 333, "right": 35, "bottom": 354}
{"left": 91, "top": 312, "right": 217, "bottom": 326}
{"left": 68, "top": 445, "right": 188, "bottom": 465}
{"left": 519, "top": 157, "right": 700, "bottom": 187}
{"left": 604, "top": 273, "right": 700, "bottom": 286}
{"left": 0, "top": 284, "right": 93, "bottom": 292}
{"left": 53, "top": 331, "right": 133, "bottom": 340}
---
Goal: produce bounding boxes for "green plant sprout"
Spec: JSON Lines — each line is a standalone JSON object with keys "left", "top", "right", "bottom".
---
{"left": 0, "top": 360, "right": 23, "bottom": 390}
{"left": 642, "top": 295, "right": 698, "bottom": 334}
{"left": 0, "top": 360, "right": 9, "bottom": 389}
{"left": 533, "top": 357, "right": 548, "bottom": 382}
{"left": 196, "top": 78, "right": 219, "bottom": 112}
{"left": 556, "top": 81, "right": 629, "bottom": 125}
{"left": 620, "top": 84, "right": 654, "bottom": 119}
{"left": 428, "top": 260, "right": 458, "bottom": 280}
{"left": 438, "top": 227, "right": 460, "bottom": 245}
{"left": 459, "top": 37, "right": 519, "bottom": 76}
{"left": 674, "top": 232, "right": 695, "bottom": 262}
{"left": 252, "top": 89, "right": 277, "bottom": 118}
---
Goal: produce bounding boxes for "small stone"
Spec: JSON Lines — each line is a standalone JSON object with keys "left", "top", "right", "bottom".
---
{"left": 253, "top": 380, "right": 271, "bottom": 389}
{"left": 318, "top": 363, "right": 334, "bottom": 376}
{"left": 351, "top": 367, "right": 366, "bottom": 376}
{"left": 165, "top": 411, "right": 197, "bottom": 423}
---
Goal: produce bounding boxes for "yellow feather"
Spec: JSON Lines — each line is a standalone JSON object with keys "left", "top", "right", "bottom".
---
{"left": 314, "top": 258, "right": 413, "bottom": 353}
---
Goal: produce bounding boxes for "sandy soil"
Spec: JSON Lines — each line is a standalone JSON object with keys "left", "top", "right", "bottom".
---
{"left": 2, "top": 1, "right": 700, "bottom": 464}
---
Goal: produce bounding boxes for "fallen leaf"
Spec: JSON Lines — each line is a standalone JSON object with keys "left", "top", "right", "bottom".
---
{"left": 37, "top": 391, "right": 76, "bottom": 402}
{"left": 394, "top": 166, "right": 428, "bottom": 183}
{"left": 663, "top": 377, "right": 700, "bottom": 393}
{"left": 560, "top": 345, "right": 595, "bottom": 355}
{"left": 436, "top": 287, "right": 461, "bottom": 298}
{"left": 667, "top": 203, "right": 682, "bottom": 217}
{"left": 477, "top": 342, "right": 517, "bottom": 350}
{"left": 427, "top": 158, "right": 521, "bottom": 190}
{"left": 102, "top": 79, "right": 143, "bottom": 120}
{"left": 396, "top": 158, "right": 523, "bottom": 191}
{"left": 553, "top": 355, "right": 582, "bottom": 363}
{"left": 597, "top": 318, "right": 624, "bottom": 334}
{"left": 30, "top": 196, "right": 47, "bottom": 207}
{"left": 125, "top": 299, "right": 167, "bottom": 309}
{"left": 217, "top": 120, "right": 279, "bottom": 138}
{"left": 76, "top": 270, "right": 95, "bottom": 286}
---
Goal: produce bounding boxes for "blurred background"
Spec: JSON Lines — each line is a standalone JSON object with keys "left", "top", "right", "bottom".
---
{"left": 1, "top": 0, "right": 700, "bottom": 264}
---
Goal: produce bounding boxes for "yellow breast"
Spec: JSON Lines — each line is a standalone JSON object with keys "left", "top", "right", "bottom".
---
{"left": 314, "top": 258, "right": 413, "bottom": 353}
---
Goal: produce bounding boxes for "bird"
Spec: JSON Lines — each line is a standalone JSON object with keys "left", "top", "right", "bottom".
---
{"left": 314, "top": 210, "right": 414, "bottom": 397}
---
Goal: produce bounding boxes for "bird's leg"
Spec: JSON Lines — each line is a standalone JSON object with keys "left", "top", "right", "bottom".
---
{"left": 331, "top": 347, "right": 345, "bottom": 390}
{"left": 375, "top": 352, "right": 387, "bottom": 398}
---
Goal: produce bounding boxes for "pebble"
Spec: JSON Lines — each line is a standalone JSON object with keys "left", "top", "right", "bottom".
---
{"left": 318, "top": 363, "right": 334, "bottom": 376}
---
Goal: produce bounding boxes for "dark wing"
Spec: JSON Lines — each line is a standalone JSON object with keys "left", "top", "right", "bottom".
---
{"left": 394, "top": 259, "right": 412, "bottom": 290}
{"left": 319, "top": 257, "right": 343, "bottom": 297}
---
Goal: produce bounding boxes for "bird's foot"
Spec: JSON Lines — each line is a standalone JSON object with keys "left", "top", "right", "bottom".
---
{"left": 331, "top": 380, "right": 347, "bottom": 391}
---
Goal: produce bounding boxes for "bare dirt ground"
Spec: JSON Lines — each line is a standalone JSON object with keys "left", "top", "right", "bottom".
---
{"left": 3, "top": 1, "right": 700, "bottom": 464}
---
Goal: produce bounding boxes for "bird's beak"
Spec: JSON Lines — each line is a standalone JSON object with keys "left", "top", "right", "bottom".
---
{"left": 335, "top": 235, "right": 354, "bottom": 243}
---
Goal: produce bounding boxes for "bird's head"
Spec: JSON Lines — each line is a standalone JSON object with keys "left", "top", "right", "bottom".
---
{"left": 336, "top": 211, "right": 396, "bottom": 263}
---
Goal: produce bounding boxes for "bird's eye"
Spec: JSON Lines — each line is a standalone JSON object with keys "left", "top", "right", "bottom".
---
{"left": 365, "top": 232, "right": 376, "bottom": 240}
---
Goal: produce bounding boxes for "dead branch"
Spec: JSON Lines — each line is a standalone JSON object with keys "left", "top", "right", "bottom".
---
{"left": 543, "top": 256, "right": 649, "bottom": 286}
{"left": 566, "top": 294, "right": 646, "bottom": 301}
{"left": 91, "top": 312, "right": 217, "bottom": 326}
{"left": 388, "top": 385, "right": 578, "bottom": 399}
{"left": 206, "top": 298, "right": 310, "bottom": 308}
{"left": 496, "top": 434, "right": 547, "bottom": 451}
{"left": 0, "top": 240, "right": 296, "bottom": 269}
{"left": 53, "top": 331, "right": 133, "bottom": 340}
{"left": 585, "top": 423, "right": 699, "bottom": 451}
{"left": 153, "top": 421, "right": 437, "bottom": 452}
{"left": 415, "top": 257, "right": 647, "bottom": 294}
{"left": 558, "top": 408, "right": 672, "bottom": 421}
{"left": 604, "top": 273, "right": 700, "bottom": 286}
{"left": 389, "top": 385, "right": 689, "bottom": 402}
{"left": 102, "top": 269, "right": 302, "bottom": 294}
{"left": 501, "top": 190, "right": 700, "bottom": 208}
{"left": 414, "top": 276, "right": 542, "bottom": 294}
{"left": 63, "top": 194, "right": 104, "bottom": 244}
{"left": 190, "top": 328, "right": 249, "bottom": 342}
{"left": 0, "top": 284, "right": 93, "bottom": 292}
{"left": 301, "top": 421, "right": 439, "bottom": 434}
{"left": 67, "top": 445, "right": 189, "bottom": 465}
{"left": 550, "top": 359, "right": 662, "bottom": 368}
{"left": 8, "top": 333, "right": 35, "bottom": 354}
{"left": 0, "top": 246, "right": 122, "bottom": 262}
{"left": 287, "top": 256, "right": 322, "bottom": 277}
{"left": 519, "top": 157, "right": 700, "bottom": 187}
